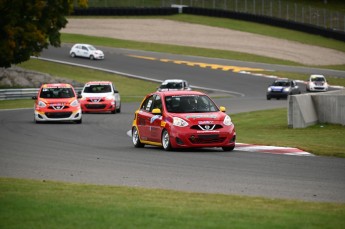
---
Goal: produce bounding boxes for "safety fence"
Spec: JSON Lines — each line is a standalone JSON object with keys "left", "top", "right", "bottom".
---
{"left": 83, "top": 0, "right": 345, "bottom": 33}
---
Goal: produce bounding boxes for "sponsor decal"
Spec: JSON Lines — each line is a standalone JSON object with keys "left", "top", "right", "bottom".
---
{"left": 150, "top": 115, "right": 162, "bottom": 123}
{"left": 196, "top": 130, "right": 219, "bottom": 133}
{"left": 198, "top": 121, "right": 214, "bottom": 124}
{"left": 186, "top": 114, "right": 218, "bottom": 119}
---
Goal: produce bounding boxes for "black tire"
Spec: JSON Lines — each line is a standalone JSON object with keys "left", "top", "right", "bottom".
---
{"left": 132, "top": 127, "right": 144, "bottom": 148}
{"left": 70, "top": 52, "right": 76, "bottom": 58}
{"left": 222, "top": 145, "right": 235, "bottom": 151}
{"left": 266, "top": 96, "right": 271, "bottom": 100}
{"left": 116, "top": 104, "right": 121, "bottom": 113}
{"left": 90, "top": 55, "right": 94, "bottom": 60}
{"left": 111, "top": 108, "right": 116, "bottom": 114}
{"left": 161, "top": 129, "right": 172, "bottom": 151}
{"left": 75, "top": 118, "right": 82, "bottom": 124}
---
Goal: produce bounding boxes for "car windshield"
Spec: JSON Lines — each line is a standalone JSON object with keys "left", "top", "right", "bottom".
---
{"left": 87, "top": 45, "right": 96, "bottom": 51}
{"left": 165, "top": 95, "right": 218, "bottom": 113}
{"left": 160, "top": 82, "right": 183, "bottom": 90}
{"left": 273, "top": 81, "right": 290, "bottom": 87}
{"left": 311, "top": 77, "right": 325, "bottom": 82}
{"left": 83, "top": 85, "right": 111, "bottom": 93}
{"left": 40, "top": 87, "right": 75, "bottom": 98}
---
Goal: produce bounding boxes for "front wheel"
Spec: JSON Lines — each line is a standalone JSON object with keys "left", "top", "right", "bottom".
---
{"left": 222, "top": 145, "right": 235, "bottom": 151}
{"left": 70, "top": 52, "right": 76, "bottom": 58}
{"left": 90, "top": 55, "right": 94, "bottom": 60}
{"left": 162, "top": 129, "right": 172, "bottom": 151}
{"left": 132, "top": 127, "right": 144, "bottom": 148}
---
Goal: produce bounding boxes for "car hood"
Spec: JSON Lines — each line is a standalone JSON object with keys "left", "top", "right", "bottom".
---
{"left": 91, "top": 50, "right": 103, "bottom": 54}
{"left": 269, "top": 86, "right": 290, "bottom": 90}
{"left": 40, "top": 98, "right": 76, "bottom": 104}
{"left": 172, "top": 112, "right": 226, "bottom": 122}
{"left": 82, "top": 92, "right": 113, "bottom": 98}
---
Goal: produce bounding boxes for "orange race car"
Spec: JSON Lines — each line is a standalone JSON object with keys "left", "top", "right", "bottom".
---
{"left": 32, "top": 83, "right": 82, "bottom": 124}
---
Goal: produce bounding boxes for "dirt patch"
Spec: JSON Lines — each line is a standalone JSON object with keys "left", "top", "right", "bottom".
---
{"left": 63, "top": 18, "right": 345, "bottom": 66}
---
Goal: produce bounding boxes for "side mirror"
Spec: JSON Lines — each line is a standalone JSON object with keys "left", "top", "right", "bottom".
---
{"left": 32, "top": 96, "right": 37, "bottom": 100}
{"left": 114, "top": 90, "right": 119, "bottom": 93}
{"left": 77, "top": 94, "right": 82, "bottom": 99}
{"left": 78, "top": 91, "right": 82, "bottom": 95}
{"left": 152, "top": 108, "right": 162, "bottom": 114}
{"left": 219, "top": 106, "right": 226, "bottom": 112}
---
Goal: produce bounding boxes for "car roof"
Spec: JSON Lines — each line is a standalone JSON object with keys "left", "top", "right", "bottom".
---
{"left": 85, "top": 81, "right": 112, "bottom": 85}
{"left": 41, "top": 83, "right": 73, "bottom": 88}
{"left": 155, "top": 90, "right": 205, "bottom": 97}
{"left": 161, "top": 79, "right": 186, "bottom": 84}
{"left": 310, "top": 74, "right": 325, "bottom": 79}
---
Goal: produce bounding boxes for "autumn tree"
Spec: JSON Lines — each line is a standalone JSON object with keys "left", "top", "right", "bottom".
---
{"left": 0, "top": 0, "right": 87, "bottom": 68}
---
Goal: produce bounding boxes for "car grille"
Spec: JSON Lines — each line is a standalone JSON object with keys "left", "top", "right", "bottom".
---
{"left": 87, "top": 98, "right": 104, "bottom": 102}
{"left": 45, "top": 112, "right": 72, "bottom": 118}
{"left": 190, "top": 124, "right": 222, "bottom": 131}
{"left": 85, "top": 104, "right": 107, "bottom": 109}
{"left": 189, "top": 134, "right": 226, "bottom": 144}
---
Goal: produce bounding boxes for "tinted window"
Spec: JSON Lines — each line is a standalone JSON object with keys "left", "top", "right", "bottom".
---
{"left": 165, "top": 95, "right": 218, "bottom": 113}
{"left": 141, "top": 95, "right": 154, "bottom": 112}
{"left": 40, "top": 88, "right": 75, "bottom": 98}
{"left": 83, "top": 85, "right": 112, "bottom": 93}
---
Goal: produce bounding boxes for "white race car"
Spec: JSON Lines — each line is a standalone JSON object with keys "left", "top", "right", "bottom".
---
{"left": 306, "top": 74, "right": 329, "bottom": 92}
{"left": 70, "top": 44, "right": 104, "bottom": 60}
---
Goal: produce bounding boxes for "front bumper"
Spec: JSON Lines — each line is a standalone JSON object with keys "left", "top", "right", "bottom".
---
{"left": 80, "top": 100, "right": 116, "bottom": 113}
{"left": 34, "top": 109, "right": 82, "bottom": 122}
{"left": 169, "top": 125, "right": 236, "bottom": 149}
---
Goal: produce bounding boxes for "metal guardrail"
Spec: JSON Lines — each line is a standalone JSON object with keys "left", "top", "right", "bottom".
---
{"left": 0, "top": 88, "right": 83, "bottom": 100}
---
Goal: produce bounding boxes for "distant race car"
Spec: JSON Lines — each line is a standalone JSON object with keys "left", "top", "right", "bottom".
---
{"left": 79, "top": 81, "right": 121, "bottom": 114}
{"left": 306, "top": 74, "right": 329, "bottom": 92}
{"left": 132, "top": 90, "right": 236, "bottom": 151}
{"left": 266, "top": 79, "right": 301, "bottom": 100}
{"left": 69, "top": 44, "right": 104, "bottom": 60}
{"left": 157, "top": 79, "right": 191, "bottom": 91}
{"left": 32, "top": 83, "right": 82, "bottom": 123}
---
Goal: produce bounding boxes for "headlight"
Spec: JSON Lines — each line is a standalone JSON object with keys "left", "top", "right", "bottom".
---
{"left": 283, "top": 88, "right": 290, "bottom": 92}
{"left": 173, "top": 117, "right": 188, "bottom": 127}
{"left": 70, "top": 99, "right": 79, "bottom": 107}
{"left": 38, "top": 100, "right": 46, "bottom": 108}
{"left": 267, "top": 88, "right": 272, "bottom": 92}
{"left": 223, "top": 115, "right": 233, "bottom": 126}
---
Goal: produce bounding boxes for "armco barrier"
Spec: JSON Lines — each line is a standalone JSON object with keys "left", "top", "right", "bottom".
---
{"left": 0, "top": 87, "right": 83, "bottom": 100}
{"left": 288, "top": 89, "right": 345, "bottom": 128}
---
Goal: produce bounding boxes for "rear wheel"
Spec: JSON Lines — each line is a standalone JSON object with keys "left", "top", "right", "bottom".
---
{"left": 132, "top": 127, "right": 144, "bottom": 148}
{"left": 162, "top": 129, "right": 172, "bottom": 151}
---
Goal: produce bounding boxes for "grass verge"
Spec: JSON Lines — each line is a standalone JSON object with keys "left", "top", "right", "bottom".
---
{"left": 232, "top": 108, "right": 345, "bottom": 157}
{"left": 1, "top": 178, "right": 345, "bottom": 229}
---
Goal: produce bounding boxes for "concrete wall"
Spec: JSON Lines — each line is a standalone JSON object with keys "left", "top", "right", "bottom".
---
{"left": 288, "top": 89, "right": 345, "bottom": 128}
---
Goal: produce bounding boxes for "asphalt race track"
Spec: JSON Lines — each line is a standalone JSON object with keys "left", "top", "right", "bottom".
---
{"left": 1, "top": 45, "right": 345, "bottom": 203}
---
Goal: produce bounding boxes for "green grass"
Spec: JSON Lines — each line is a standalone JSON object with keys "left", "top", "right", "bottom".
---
{"left": 1, "top": 178, "right": 345, "bottom": 229}
{"left": 232, "top": 108, "right": 345, "bottom": 157}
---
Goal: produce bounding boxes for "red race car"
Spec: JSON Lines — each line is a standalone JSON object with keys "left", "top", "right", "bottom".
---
{"left": 79, "top": 81, "right": 121, "bottom": 114}
{"left": 32, "top": 83, "right": 82, "bottom": 123}
{"left": 132, "top": 90, "right": 236, "bottom": 151}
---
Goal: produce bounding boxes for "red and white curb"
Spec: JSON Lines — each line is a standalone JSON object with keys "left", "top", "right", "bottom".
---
{"left": 235, "top": 143, "right": 314, "bottom": 156}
